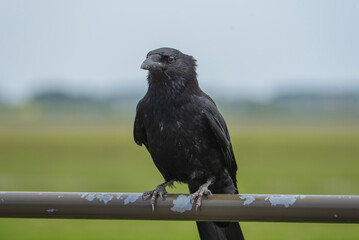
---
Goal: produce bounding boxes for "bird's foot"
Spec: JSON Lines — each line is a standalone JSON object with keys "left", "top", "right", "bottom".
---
{"left": 142, "top": 181, "right": 172, "bottom": 211}
{"left": 191, "top": 177, "right": 215, "bottom": 211}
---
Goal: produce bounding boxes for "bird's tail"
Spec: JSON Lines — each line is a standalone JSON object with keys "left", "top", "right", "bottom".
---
{"left": 196, "top": 221, "right": 244, "bottom": 240}
{"left": 190, "top": 178, "right": 244, "bottom": 240}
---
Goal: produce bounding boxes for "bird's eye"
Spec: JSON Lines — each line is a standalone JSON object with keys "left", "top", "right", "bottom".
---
{"left": 168, "top": 56, "right": 176, "bottom": 63}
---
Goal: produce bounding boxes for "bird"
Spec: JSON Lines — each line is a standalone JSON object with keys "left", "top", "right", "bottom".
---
{"left": 134, "top": 47, "right": 244, "bottom": 240}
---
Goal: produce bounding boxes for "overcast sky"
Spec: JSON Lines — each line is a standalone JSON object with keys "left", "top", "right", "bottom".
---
{"left": 1, "top": 0, "right": 359, "bottom": 102}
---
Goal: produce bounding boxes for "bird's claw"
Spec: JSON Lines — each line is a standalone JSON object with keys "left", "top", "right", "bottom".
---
{"left": 191, "top": 186, "right": 212, "bottom": 211}
{"left": 142, "top": 184, "right": 168, "bottom": 212}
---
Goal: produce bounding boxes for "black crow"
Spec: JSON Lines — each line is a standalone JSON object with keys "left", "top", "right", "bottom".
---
{"left": 134, "top": 47, "right": 244, "bottom": 240}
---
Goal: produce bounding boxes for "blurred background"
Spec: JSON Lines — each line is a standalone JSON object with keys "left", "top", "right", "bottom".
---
{"left": 1, "top": 0, "right": 359, "bottom": 239}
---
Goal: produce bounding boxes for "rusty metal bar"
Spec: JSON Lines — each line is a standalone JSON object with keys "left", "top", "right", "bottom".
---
{"left": 0, "top": 192, "right": 358, "bottom": 223}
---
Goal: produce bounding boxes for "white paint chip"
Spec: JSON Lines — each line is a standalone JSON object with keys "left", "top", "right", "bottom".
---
{"left": 46, "top": 208, "right": 57, "bottom": 213}
{"left": 171, "top": 195, "right": 193, "bottom": 213}
{"left": 81, "top": 193, "right": 114, "bottom": 204}
{"left": 81, "top": 193, "right": 96, "bottom": 201}
{"left": 124, "top": 194, "right": 140, "bottom": 205}
{"left": 334, "top": 214, "right": 338, "bottom": 218}
{"left": 240, "top": 195, "right": 255, "bottom": 205}
{"left": 299, "top": 195, "right": 307, "bottom": 199}
{"left": 96, "top": 194, "right": 113, "bottom": 204}
{"left": 57, "top": 195, "right": 64, "bottom": 198}
{"left": 116, "top": 193, "right": 124, "bottom": 199}
{"left": 265, "top": 195, "right": 298, "bottom": 208}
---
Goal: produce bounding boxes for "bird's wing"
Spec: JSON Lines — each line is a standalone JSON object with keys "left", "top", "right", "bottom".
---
{"left": 202, "top": 97, "right": 238, "bottom": 182}
{"left": 133, "top": 101, "right": 147, "bottom": 147}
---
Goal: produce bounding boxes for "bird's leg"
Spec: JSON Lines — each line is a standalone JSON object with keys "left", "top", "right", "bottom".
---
{"left": 142, "top": 180, "right": 174, "bottom": 211}
{"left": 191, "top": 176, "right": 215, "bottom": 211}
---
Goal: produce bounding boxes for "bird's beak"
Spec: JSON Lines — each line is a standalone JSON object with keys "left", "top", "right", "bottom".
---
{"left": 140, "top": 56, "right": 165, "bottom": 71}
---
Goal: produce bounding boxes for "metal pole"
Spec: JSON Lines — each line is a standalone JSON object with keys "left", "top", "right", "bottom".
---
{"left": 0, "top": 192, "right": 358, "bottom": 223}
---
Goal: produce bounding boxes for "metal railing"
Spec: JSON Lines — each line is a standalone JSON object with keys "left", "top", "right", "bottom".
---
{"left": 0, "top": 192, "right": 358, "bottom": 223}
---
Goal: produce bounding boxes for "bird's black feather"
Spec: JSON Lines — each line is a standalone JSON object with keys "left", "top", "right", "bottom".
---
{"left": 134, "top": 99, "right": 147, "bottom": 147}
{"left": 202, "top": 106, "right": 238, "bottom": 184}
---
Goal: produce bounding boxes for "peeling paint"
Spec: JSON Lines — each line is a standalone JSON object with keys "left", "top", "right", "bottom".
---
{"left": 96, "top": 194, "right": 113, "bottom": 204}
{"left": 57, "top": 195, "right": 64, "bottom": 198}
{"left": 81, "top": 193, "right": 96, "bottom": 201}
{"left": 124, "top": 194, "right": 140, "bottom": 205}
{"left": 265, "top": 195, "right": 298, "bottom": 208}
{"left": 334, "top": 214, "right": 338, "bottom": 218}
{"left": 299, "top": 195, "right": 307, "bottom": 199}
{"left": 46, "top": 208, "right": 57, "bottom": 213}
{"left": 80, "top": 193, "right": 88, "bottom": 198}
{"left": 116, "top": 193, "right": 124, "bottom": 199}
{"left": 81, "top": 193, "right": 114, "bottom": 204}
{"left": 171, "top": 195, "right": 193, "bottom": 213}
{"left": 240, "top": 196, "right": 255, "bottom": 205}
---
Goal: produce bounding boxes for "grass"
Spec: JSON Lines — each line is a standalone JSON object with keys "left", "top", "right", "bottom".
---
{"left": 0, "top": 118, "right": 359, "bottom": 239}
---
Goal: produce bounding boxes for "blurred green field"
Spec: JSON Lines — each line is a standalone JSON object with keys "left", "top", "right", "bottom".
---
{"left": 0, "top": 119, "right": 359, "bottom": 240}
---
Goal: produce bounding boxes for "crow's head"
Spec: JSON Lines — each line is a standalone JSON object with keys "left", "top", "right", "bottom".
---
{"left": 141, "top": 48, "right": 197, "bottom": 82}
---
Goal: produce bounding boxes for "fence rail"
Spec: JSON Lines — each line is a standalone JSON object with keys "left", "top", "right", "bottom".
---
{"left": 0, "top": 192, "right": 358, "bottom": 223}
